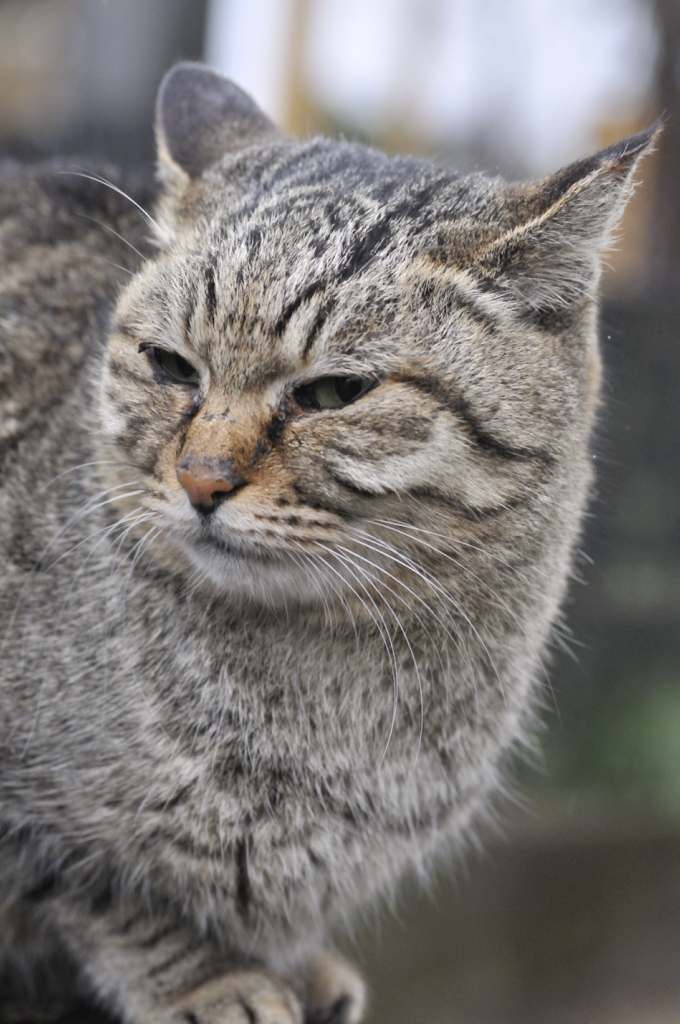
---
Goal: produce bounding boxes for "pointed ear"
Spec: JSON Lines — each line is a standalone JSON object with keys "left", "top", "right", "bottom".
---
{"left": 475, "top": 127, "right": 660, "bottom": 315}
{"left": 155, "top": 62, "right": 281, "bottom": 182}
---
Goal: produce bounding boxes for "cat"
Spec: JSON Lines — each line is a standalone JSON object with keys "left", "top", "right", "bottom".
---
{"left": 0, "top": 62, "right": 655, "bottom": 1024}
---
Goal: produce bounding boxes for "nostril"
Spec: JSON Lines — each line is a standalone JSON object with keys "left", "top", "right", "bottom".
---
{"left": 208, "top": 484, "right": 244, "bottom": 510}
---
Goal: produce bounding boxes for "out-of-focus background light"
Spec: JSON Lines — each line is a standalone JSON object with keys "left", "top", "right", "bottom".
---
{"left": 209, "top": 0, "right": 657, "bottom": 173}
{"left": 0, "top": 2, "right": 679, "bottom": 1022}
{"left": 204, "top": 0, "right": 666, "bottom": 292}
{"left": 205, "top": 0, "right": 294, "bottom": 127}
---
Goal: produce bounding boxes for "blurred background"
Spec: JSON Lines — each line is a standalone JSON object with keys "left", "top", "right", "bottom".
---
{"left": 1, "top": 1, "right": 679, "bottom": 1021}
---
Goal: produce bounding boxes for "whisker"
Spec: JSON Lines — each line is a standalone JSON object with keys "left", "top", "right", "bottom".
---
{"left": 21, "top": 507, "right": 157, "bottom": 755}
{"left": 300, "top": 549, "right": 361, "bottom": 648}
{"left": 390, "top": 542, "right": 505, "bottom": 705}
{"left": 76, "top": 213, "right": 148, "bottom": 262}
{"left": 289, "top": 551, "right": 335, "bottom": 632}
{"left": 312, "top": 545, "right": 402, "bottom": 765}
{"left": 359, "top": 523, "right": 521, "bottom": 620}
{"left": 88, "top": 255, "right": 134, "bottom": 276}
{"left": 337, "top": 539, "right": 475, "bottom": 684}
{"left": 361, "top": 519, "right": 560, "bottom": 709}
{"left": 41, "top": 482, "right": 148, "bottom": 553}
{"left": 57, "top": 170, "right": 167, "bottom": 242}
{"left": 1, "top": 483, "right": 147, "bottom": 658}
{"left": 49, "top": 508, "right": 156, "bottom": 626}
{"left": 366, "top": 523, "right": 560, "bottom": 703}
{"left": 37, "top": 460, "right": 122, "bottom": 494}
{"left": 331, "top": 546, "right": 425, "bottom": 772}
{"left": 120, "top": 523, "right": 162, "bottom": 594}
{"left": 42, "top": 491, "right": 149, "bottom": 573}
{"left": 370, "top": 518, "right": 533, "bottom": 584}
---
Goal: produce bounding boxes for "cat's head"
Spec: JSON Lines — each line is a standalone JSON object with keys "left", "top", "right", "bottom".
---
{"left": 99, "top": 63, "right": 655, "bottom": 614}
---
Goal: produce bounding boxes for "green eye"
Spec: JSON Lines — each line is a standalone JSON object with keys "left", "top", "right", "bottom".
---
{"left": 145, "top": 346, "right": 200, "bottom": 385}
{"left": 295, "top": 376, "right": 376, "bottom": 411}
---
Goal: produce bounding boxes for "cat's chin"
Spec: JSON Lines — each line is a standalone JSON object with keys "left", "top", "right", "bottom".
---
{"left": 175, "top": 535, "right": 328, "bottom": 608}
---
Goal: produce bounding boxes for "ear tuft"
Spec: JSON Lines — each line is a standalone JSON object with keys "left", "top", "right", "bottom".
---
{"left": 475, "top": 125, "right": 661, "bottom": 315}
{"left": 156, "top": 62, "right": 280, "bottom": 181}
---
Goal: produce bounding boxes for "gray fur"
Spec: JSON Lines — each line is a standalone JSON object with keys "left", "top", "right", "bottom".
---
{"left": 156, "top": 63, "right": 279, "bottom": 181}
{"left": 0, "top": 64, "right": 656, "bottom": 1024}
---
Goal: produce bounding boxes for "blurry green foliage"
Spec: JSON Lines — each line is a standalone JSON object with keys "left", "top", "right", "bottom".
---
{"left": 520, "top": 299, "right": 680, "bottom": 818}
{"left": 541, "top": 668, "right": 680, "bottom": 816}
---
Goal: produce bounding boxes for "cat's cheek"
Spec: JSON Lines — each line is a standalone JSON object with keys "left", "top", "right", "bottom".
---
{"left": 100, "top": 355, "right": 197, "bottom": 470}
{"left": 249, "top": 457, "right": 296, "bottom": 504}
{"left": 223, "top": 457, "right": 309, "bottom": 531}
{"left": 99, "top": 382, "right": 130, "bottom": 441}
{"left": 152, "top": 432, "right": 194, "bottom": 499}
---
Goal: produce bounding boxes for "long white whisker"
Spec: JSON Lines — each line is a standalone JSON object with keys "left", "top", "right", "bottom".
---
{"left": 299, "top": 549, "right": 361, "bottom": 649}
{"left": 57, "top": 171, "right": 167, "bottom": 241}
{"left": 312, "top": 545, "right": 401, "bottom": 765}
{"left": 76, "top": 213, "right": 148, "bottom": 261}
{"left": 337, "top": 539, "right": 474, "bottom": 684}
{"left": 338, "top": 535, "right": 501, "bottom": 710}
{"left": 371, "top": 518, "right": 533, "bottom": 584}
{"left": 289, "top": 551, "right": 335, "bottom": 632}
{"left": 120, "top": 523, "right": 162, "bottom": 594}
{"left": 21, "top": 508, "right": 157, "bottom": 755}
{"left": 1, "top": 483, "right": 147, "bottom": 658}
{"left": 42, "top": 491, "right": 148, "bottom": 573}
{"left": 358, "top": 523, "right": 522, "bottom": 623}
{"left": 335, "top": 547, "right": 425, "bottom": 772}
{"left": 41, "top": 482, "right": 148, "bottom": 554}
{"left": 37, "top": 460, "right": 121, "bottom": 494}
{"left": 50, "top": 508, "right": 156, "bottom": 627}
{"left": 360, "top": 522, "right": 553, "bottom": 706}
{"left": 89, "top": 255, "right": 134, "bottom": 275}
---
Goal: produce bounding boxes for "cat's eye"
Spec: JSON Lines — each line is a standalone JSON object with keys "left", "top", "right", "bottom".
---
{"left": 143, "top": 345, "right": 200, "bottom": 385}
{"left": 294, "top": 376, "right": 376, "bottom": 411}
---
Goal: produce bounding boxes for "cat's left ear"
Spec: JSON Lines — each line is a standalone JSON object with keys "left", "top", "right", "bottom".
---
{"left": 475, "top": 127, "right": 660, "bottom": 315}
{"left": 156, "top": 62, "right": 280, "bottom": 183}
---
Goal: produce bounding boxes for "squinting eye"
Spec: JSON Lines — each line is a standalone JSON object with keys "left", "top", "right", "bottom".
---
{"left": 144, "top": 346, "right": 200, "bottom": 385}
{"left": 294, "top": 376, "right": 376, "bottom": 411}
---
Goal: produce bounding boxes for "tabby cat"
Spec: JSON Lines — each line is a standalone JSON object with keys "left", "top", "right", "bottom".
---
{"left": 0, "top": 63, "right": 654, "bottom": 1024}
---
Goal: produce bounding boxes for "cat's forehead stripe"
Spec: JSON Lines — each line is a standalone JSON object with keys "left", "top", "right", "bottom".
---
{"left": 193, "top": 160, "right": 521, "bottom": 366}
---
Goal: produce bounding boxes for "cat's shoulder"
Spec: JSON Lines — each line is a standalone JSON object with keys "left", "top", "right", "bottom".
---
{"left": 0, "top": 159, "right": 154, "bottom": 453}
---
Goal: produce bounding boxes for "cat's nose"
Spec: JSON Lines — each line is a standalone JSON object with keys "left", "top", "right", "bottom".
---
{"left": 177, "top": 456, "right": 246, "bottom": 514}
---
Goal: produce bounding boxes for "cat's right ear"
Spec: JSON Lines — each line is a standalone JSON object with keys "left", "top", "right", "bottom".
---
{"left": 471, "top": 126, "right": 659, "bottom": 316}
{"left": 155, "top": 62, "right": 280, "bottom": 185}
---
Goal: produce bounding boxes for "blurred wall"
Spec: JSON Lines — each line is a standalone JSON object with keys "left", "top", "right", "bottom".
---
{"left": 0, "top": 0, "right": 207, "bottom": 162}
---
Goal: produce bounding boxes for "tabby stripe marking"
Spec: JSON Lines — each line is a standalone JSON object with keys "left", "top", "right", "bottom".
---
{"left": 235, "top": 836, "right": 253, "bottom": 921}
{"left": 147, "top": 936, "right": 203, "bottom": 978}
{"left": 325, "top": 463, "right": 515, "bottom": 519}
{"left": 204, "top": 261, "right": 217, "bottom": 322}
{"left": 396, "top": 374, "right": 553, "bottom": 464}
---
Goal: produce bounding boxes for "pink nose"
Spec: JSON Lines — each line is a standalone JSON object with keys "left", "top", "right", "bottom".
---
{"left": 177, "top": 457, "right": 246, "bottom": 512}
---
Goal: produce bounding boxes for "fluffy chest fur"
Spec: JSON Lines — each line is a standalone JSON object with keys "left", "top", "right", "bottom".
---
{"left": 2, "top": 418, "right": 545, "bottom": 963}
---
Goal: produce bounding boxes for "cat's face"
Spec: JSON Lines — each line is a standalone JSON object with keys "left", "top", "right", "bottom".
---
{"left": 98, "top": 65, "right": 652, "bottom": 611}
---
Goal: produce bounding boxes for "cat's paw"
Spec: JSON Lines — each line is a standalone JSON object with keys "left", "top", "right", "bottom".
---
{"left": 297, "top": 952, "right": 366, "bottom": 1024}
{"left": 169, "top": 970, "right": 303, "bottom": 1024}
